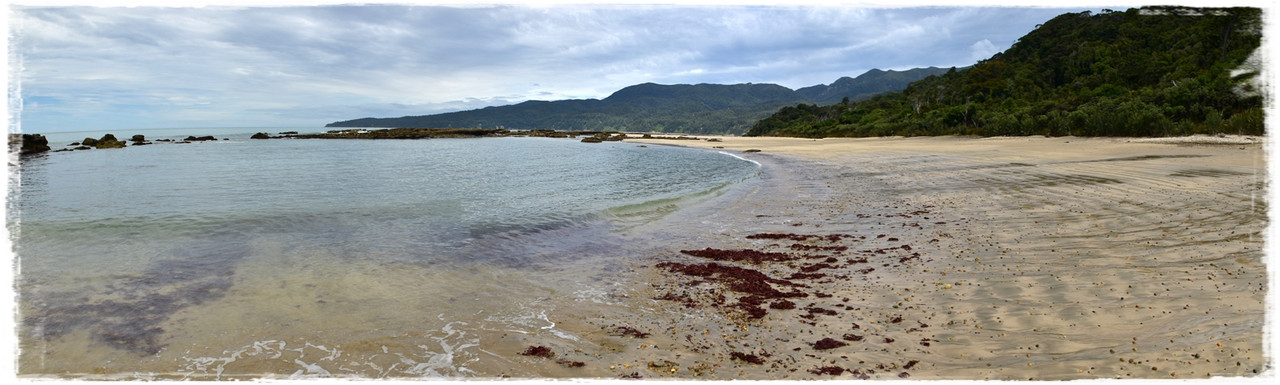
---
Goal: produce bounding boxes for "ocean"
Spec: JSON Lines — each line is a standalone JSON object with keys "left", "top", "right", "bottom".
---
{"left": 8, "top": 128, "right": 760, "bottom": 378}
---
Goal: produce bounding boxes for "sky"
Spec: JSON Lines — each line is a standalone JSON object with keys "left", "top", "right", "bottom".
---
{"left": 1, "top": 1, "right": 1259, "bottom": 133}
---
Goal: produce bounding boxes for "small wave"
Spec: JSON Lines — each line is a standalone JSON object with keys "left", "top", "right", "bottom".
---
{"left": 483, "top": 305, "right": 581, "bottom": 342}
{"left": 717, "top": 149, "right": 764, "bottom": 168}
{"left": 176, "top": 320, "right": 481, "bottom": 379}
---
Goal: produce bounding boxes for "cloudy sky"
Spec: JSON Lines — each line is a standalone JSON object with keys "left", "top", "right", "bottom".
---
{"left": 8, "top": 1, "right": 1106, "bottom": 133}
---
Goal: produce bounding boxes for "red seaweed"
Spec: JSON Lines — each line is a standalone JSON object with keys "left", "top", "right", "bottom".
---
{"left": 609, "top": 325, "right": 651, "bottom": 338}
{"left": 519, "top": 345, "right": 555, "bottom": 358}
{"left": 812, "top": 337, "right": 848, "bottom": 350}
{"left": 657, "top": 262, "right": 806, "bottom": 298}
{"left": 680, "top": 248, "right": 796, "bottom": 264}
{"left": 556, "top": 359, "right": 586, "bottom": 368}
{"left": 800, "top": 262, "right": 838, "bottom": 273}
{"left": 809, "top": 366, "right": 845, "bottom": 375}
{"left": 769, "top": 299, "right": 797, "bottom": 310}
{"left": 731, "top": 352, "right": 766, "bottom": 364}
{"left": 787, "top": 271, "right": 826, "bottom": 280}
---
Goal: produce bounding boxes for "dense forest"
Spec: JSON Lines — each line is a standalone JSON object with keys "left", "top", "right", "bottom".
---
{"left": 747, "top": 7, "right": 1264, "bottom": 138}
{"left": 326, "top": 68, "right": 949, "bottom": 135}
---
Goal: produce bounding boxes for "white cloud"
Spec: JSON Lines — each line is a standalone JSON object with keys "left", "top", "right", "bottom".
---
{"left": 969, "top": 38, "right": 1000, "bottom": 63}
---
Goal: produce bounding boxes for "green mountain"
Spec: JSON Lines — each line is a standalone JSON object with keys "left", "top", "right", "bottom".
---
{"left": 326, "top": 68, "right": 948, "bottom": 135}
{"left": 796, "top": 67, "right": 953, "bottom": 105}
{"left": 748, "top": 7, "right": 1264, "bottom": 138}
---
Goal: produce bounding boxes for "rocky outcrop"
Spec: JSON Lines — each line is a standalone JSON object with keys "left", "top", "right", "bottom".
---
{"left": 10, "top": 133, "right": 52, "bottom": 155}
{"left": 95, "top": 134, "right": 127, "bottom": 149}
{"left": 183, "top": 135, "right": 218, "bottom": 142}
{"left": 251, "top": 132, "right": 271, "bottom": 139}
{"left": 580, "top": 132, "right": 627, "bottom": 143}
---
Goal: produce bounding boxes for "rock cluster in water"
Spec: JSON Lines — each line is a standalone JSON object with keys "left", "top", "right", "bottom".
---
{"left": 21, "top": 128, "right": 696, "bottom": 156}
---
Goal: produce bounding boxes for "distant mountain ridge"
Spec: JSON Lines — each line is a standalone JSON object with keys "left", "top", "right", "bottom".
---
{"left": 326, "top": 67, "right": 951, "bottom": 135}
{"left": 797, "top": 67, "right": 959, "bottom": 104}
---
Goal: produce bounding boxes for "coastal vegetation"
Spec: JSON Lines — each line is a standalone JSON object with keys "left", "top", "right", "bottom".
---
{"left": 747, "top": 7, "right": 1263, "bottom": 138}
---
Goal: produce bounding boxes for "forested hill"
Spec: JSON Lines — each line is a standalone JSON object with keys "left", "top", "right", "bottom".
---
{"left": 325, "top": 67, "right": 949, "bottom": 135}
{"left": 748, "top": 7, "right": 1264, "bottom": 138}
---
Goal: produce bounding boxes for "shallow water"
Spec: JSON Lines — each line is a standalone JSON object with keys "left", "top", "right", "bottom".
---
{"left": 8, "top": 130, "right": 758, "bottom": 378}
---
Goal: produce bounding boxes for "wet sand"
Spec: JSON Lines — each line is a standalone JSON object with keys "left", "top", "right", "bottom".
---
{"left": 541, "top": 135, "right": 1272, "bottom": 380}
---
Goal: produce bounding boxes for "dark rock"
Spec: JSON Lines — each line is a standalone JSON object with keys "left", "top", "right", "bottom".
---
{"left": 251, "top": 132, "right": 271, "bottom": 139}
{"left": 95, "top": 134, "right": 126, "bottom": 149}
{"left": 81, "top": 137, "right": 99, "bottom": 147}
{"left": 13, "top": 133, "right": 52, "bottom": 154}
{"left": 580, "top": 136, "right": 603, "bottom": 143}
{"left": 183, "top": 135, "right": 217, "bottom": 141}
{"left": 129, "top": 134, "right": 152, "bottom": 145}
{"left": 278, "top": 131, "right": 298, "bottom": 135}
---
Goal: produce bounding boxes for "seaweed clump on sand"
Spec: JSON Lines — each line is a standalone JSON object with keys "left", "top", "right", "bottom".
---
{"left": 679, "top": 248, "right": 797, "bottom": 264}
{"left": 609, "top": 325, "right": 651, "bottom": 338}
{"left": 810, "top": 366, "right": 846, "bottom": 375}
{"left": 556, "top": 359, "right": 586, "bottom": 368}
{"left": 519, "top": 345, "right": 555, "bottom": 358}
{"left": 655, "top": 261, "right": 808, "bottom": 319}
{"left": 643, "top": 221, "right": 942, "bottom": 378}
{"left": 811, "top": 337, "right": 848, "bottom": 350}
{"left": 730, "top": 352, "right": 767, "bottom": 364}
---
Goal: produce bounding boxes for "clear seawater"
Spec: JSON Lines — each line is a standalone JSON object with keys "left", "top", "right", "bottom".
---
{"left": 7, "top": 128, "right": 759, "bottom": 378}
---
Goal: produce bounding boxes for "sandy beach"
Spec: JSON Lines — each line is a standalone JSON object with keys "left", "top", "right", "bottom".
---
{"left": 487, "top": 134, "right": 1270, "bottom": 380}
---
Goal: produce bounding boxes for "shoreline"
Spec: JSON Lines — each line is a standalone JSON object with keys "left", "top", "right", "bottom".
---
{"left": 581, "top": 134, "right": 1272, "bottom": 379}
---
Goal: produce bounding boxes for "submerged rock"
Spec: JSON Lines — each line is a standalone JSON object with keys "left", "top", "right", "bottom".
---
{"left": 183, "top": 135, "right": 217, "bottom": 142}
